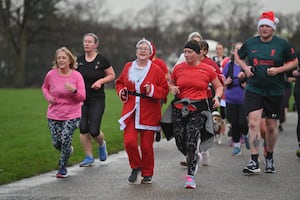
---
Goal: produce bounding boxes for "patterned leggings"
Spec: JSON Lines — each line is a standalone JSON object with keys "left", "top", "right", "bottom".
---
{"left": 48, "top": 118, "right": 80, "bottom": 167}
{"left": 173, "top": 107, "right": 207, "bottom": 176}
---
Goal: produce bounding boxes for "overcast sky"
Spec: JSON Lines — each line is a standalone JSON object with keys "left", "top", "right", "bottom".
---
{"left": 107, "top": 0, "right": 300, "bottom": 16}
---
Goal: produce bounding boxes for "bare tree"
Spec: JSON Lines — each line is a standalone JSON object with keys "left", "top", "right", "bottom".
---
{"left": 177, "top": 0, "right": 219, "bottom": 38}
{"left": 0, "top": 0, "right": 64, "bottom": 87}
{"left": 214, "top": 0, "right": 260, "bottom": 51}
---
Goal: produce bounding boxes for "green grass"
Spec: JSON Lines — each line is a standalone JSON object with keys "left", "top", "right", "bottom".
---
{"left": 0, "top": 88, "right": 125, "bottom": 185}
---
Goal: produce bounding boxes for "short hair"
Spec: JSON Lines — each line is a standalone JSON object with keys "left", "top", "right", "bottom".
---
{"left": 136, "top": 38, "right": 153, "bottom": 55}
{"left": 198, "top": 40, "right": 209, "bottom": 51}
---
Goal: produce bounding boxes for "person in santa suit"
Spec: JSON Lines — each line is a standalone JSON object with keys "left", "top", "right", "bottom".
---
{"left": 115, "top": 38, "right": 169, "bottom": 185}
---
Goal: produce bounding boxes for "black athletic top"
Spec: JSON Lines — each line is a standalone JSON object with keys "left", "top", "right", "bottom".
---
{"left": 77, "top": 54, "right": 111, "bottom": 98}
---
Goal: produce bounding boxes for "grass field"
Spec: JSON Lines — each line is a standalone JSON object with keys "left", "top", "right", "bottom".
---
{"left": 0, "top": 88, "right": 127, "bottom": 185}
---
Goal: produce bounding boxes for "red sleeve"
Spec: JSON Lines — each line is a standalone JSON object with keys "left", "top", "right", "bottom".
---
{"left": 153, "top": 58, "right": 169, "bottom": 74}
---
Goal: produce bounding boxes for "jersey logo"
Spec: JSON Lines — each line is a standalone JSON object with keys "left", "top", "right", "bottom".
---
{"left": 253, "top": 58, "right": 259, "bottom": 66}
{"left": 251, "top": 50, "right": 257, "bottom": 53}
{"left": 95, "top": 61, "right": 101, "bottom": 69}
{"left": 270, "top": 49, "right": 276, "bottom": 57}
{"left": 291, "top": 48, "right": 295, "bottom": 55}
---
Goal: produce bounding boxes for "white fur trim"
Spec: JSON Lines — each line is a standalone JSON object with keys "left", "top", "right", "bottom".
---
{"left": 147, "top": 83, "right": 154, "bottom": 97}
{"left": 257, "top": 18, "right": 276, "bottom": 30}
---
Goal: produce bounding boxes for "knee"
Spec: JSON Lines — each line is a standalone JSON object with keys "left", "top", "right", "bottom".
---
{"left": 89, "top": 129, "right": 100, "bottom": 137}
{"left": 124, "top": 139, "right": 137, "bottom": 150}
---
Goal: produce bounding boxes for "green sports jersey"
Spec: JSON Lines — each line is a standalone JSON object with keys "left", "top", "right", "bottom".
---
{"left": 238, "top": 35, "right": 297, "bottom": 96}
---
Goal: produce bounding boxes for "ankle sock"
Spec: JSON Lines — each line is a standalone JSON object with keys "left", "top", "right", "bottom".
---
{"left": 251, "top": 154, "right": 259, "bottom": 163}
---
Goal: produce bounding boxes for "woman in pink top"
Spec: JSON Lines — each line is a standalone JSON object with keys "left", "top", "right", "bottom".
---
{"left": 42, "top": 47, "right": 86, "bottom": 178}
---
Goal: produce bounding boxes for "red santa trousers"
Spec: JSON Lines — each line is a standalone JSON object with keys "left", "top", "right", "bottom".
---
{"left": 123, "top": 117, "right": 155, "bottom": 177}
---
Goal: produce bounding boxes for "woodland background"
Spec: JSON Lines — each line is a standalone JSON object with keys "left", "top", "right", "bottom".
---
{"left": 1, "top": 0, "right": 300, "bottom": 88}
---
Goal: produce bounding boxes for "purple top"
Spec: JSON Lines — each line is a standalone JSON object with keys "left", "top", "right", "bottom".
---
{"left": 222, "top": 61, "right": 245, "bottom": 104}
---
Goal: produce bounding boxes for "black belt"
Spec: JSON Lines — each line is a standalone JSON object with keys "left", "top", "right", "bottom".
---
{"left": 128, "top": 90, "right": 151, "bottom": 98}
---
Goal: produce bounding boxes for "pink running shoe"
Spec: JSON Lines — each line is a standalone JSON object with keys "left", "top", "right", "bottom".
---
{"left": 184, "top": 175, "right": 196, "bottom": 189}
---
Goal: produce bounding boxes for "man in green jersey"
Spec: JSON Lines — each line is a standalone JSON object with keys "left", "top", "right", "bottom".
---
{"left": 235, "top": 11, "right": 298, "bottom": 175}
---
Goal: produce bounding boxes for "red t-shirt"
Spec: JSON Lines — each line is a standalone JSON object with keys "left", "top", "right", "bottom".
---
{"left": 172, "top": 62, "right": 217, "bottom": 100}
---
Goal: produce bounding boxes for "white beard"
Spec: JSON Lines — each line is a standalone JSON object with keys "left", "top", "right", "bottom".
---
{"left": 128, "top": 60, "right": 150, "bottom": 83}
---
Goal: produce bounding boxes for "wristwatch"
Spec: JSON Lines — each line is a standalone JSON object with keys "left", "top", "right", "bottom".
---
{"left": 214, "top": 96, "right": 221, "bottom": 101}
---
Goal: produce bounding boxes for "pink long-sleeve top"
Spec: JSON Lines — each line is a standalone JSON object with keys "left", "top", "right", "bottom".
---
{"left": 41, "top": 68, "right": 86, "bottom": 120}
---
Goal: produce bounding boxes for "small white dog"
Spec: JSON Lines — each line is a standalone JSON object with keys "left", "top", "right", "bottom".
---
{"left": 212, "top": 111, "right": 226, "bottom": 144}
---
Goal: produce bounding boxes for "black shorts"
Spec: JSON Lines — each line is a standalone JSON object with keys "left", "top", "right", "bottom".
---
{"left": 80, "top": 95, "right": 105, "bottom": 137}
{"left": 243, "top": 90, "right": 283, "bottom": 119}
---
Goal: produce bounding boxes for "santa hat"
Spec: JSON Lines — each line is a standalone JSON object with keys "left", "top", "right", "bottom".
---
{"left": 149, "top": 42, "right": 157, "bottom": 60}
{"left": 257, "top": 11, "right": 279, "bottom": 30}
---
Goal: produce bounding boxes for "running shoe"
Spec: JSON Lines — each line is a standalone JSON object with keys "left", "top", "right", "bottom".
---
{"left": 99, "top": 141, "right": 108, "bottom": 161}
{"left": 264, "top": 158, "right": 276, "bottom": 173}
{"left": 180, "top": 161, "right": 188, "bottom": 167}
{"left": 141, "top": 176, "right": 152, "bottom": 184}
{"left": 56, "top": 167, "right": 68, "bottom": 178}
{"left": 201, "top": 151, "right": 210, "bottom": 166}
{"left": 128, "top": 168, "right": 141, "bottom": 184}
{"left": 232, "top": 147, "right": 241, "bottom": 156}
{"left": 184, "top": 175, "right": 196, "bottom": 189}
{"left": 242, "top": 160, "right": 261, "bottom": 175}
{"left": 79, "top": 155, "right": 94, "bottom": 167}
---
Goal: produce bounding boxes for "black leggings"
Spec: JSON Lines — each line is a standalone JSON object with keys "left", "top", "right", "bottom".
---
{"left": 80, "top": 95, "right": 105, "bottom": 137}
{"left": 173, "top": 107, "right": 207, "bottom": 176}
{"left": 294, "top": 91, "right": 300, "bottom": 143}
{"left": 226, "top": 103, "right": 248, "bottom": 143}
{"left": 280, "top": 87, "right": 292, "bottom": 123}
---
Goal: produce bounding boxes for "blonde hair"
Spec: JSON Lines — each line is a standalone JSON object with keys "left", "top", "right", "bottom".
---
{"left": 52, "top": 47, "right": 77, "bottom": 69}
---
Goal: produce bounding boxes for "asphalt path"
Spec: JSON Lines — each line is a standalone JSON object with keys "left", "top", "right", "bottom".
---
{"left": 0, "top": 112, "right": 299, "bottom": 200}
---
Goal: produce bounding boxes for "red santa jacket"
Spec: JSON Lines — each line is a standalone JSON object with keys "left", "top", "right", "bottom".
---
{"left": 115, "top": 60, "right": 169, "bottom": 131}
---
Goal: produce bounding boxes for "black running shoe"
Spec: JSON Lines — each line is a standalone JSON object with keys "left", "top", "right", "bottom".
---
{"left": 243, "top": 160, "right": 261, "bottom": 175}
{"left": 141, "top": 176, "right": 152, "bottom": 184}
{"left": 128, "top": 168, "right": 141, "bottom": 184}
{"left": 264, "top": 158, "right": 276, "bottom": 173}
